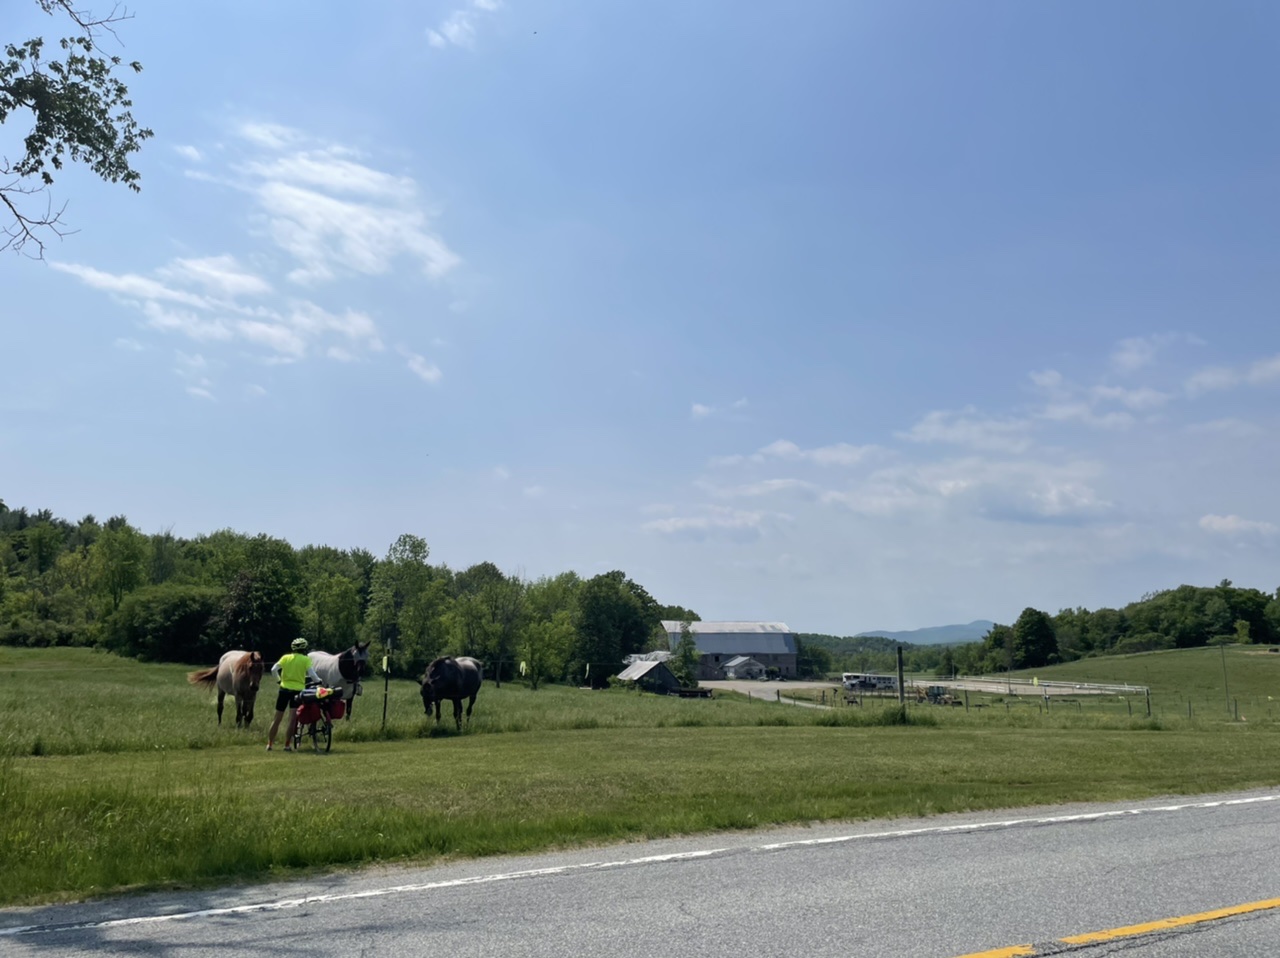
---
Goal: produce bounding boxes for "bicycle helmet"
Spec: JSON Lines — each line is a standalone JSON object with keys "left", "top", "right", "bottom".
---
{"left": 291, "top": 637, "right": 309, "bottom": 652}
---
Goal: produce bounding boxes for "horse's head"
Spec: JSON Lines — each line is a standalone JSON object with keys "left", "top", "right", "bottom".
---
{"left": 240, "top": 651, "right": 265, "bottom": 692}
{"left": 338, "top": 641, "right": 372, "bottom": 683}
{"left": 419, "top": 672, "right": 436, "bottom": 713}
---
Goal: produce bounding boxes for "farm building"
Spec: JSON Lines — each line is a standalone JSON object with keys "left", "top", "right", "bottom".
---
{"left": 616, "top": 659, "right": 681, "bottom": 694}
{"left": 660, "top": 621, "right": 798, "bottom": 680}
{"left": 722, "top": 655, "right": 766, "bottom": 680}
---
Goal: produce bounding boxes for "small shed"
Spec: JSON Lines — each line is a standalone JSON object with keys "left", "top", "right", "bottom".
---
{"left": 722, "top": 655, "right": 766, "bottom": 680}
{"left": 617, "top": 659, "right": 681, "bottom": 694}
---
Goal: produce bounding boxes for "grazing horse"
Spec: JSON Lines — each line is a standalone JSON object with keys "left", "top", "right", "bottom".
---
{"left": 420, "top": 656, "right": 483, "bottom": 731}
{"left": 187, "top": 650, "right": 265, "bottom": 728}
{"left": 310, "top": 641, "right": 371, "bottom": 719}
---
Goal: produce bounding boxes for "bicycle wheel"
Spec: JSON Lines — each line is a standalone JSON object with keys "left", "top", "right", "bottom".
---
{"left": 321, "top": 717, "right": 332, "bottom": 753}
{"left": 291, "top": 720, "right": 302, "bottom": 751}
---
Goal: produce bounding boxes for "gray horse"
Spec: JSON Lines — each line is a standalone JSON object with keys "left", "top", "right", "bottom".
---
{"left": 311, "top": 641, "right": 371, "bottom": 719}
{"left": 419, "top": 656, "right": 483, "bottom": 731}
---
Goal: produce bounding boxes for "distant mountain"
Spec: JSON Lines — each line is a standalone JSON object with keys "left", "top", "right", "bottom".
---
{"left": 854, "top": 620, "right": 996, "bottom": 646}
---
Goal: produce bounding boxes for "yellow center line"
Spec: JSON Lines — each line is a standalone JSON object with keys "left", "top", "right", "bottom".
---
{"left": 954, "top": 896, "right": 1280, "bottom": 957}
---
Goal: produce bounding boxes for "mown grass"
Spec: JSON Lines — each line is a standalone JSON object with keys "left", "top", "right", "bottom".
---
{"left": 3, "top": 645, "right": 1280, "bottom": 906}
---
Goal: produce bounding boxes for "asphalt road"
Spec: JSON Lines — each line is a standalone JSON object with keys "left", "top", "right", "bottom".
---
{"left": 6, "top": 787, "right": 1280, "bottom": 957}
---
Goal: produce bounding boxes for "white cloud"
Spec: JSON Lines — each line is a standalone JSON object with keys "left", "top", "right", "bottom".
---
{"left": 114, "top": 338, "right": 144, "bottom": 351}
{"left": 256, "top": 181, "right": 459, "bottom": 284}
{"left": 523, "top": 485, "right": 545, "bottom": 498}
{"left": 702, "top": 478, "right": 817, "bottom": 499}
{"left": 428, "top": 0, "right": 502, "bottom": 49}
{"left": 1110, "top": 333, "right": 1202, "bottom": 373}
{"left": 898, "top": 408, "right": 1032, "bottom": 452}
{"left": 690, "top": 398, "right": 749, "bottom": 422}
{"left": 1187, "top": 353, "right": 1280, "bottom": 396}
{"left": 142, "top": 302, "right": 233, "bottom": 342}
{"left": 54, "top": 124, "right": 457, "bottom": 392}
{"left": 1185, "top": 418, "right": 1264, "bottom": 439}
{"left": 174, "top": 144, "right": 203, "bottom": 162}
{"left": 493, "top": 466, "right": 512, "bottom": 481}
{"left": 1199, "top": 514, "right": 1277, "bottom": 537}
{"left": 822, "top": 457, "right": 1111, "bottom": 524}
{"left": 158, "top": 255, "right": 271, "bottom": 298}
{"left": 713, "top": 439, "right": 880, "bottom": 467}
{"left": 643, "top": 506, "right": 789, "bottom": 542}
{"left": 1091, "top": 385, "right": 1171, "bottom": 411}
{"left": 403, "top": 350, "right": 442, "bottom": 384}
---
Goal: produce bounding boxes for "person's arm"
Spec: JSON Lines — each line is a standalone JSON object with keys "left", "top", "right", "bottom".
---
{"left": 271, "top": 661, "right": 282, "bottom": 680}
{"left": 307, "top": 665, "right": 320, "bottom": 683}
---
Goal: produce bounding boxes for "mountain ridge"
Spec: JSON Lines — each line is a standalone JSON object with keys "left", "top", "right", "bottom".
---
{"left": 853, "top": 620, "right": 996, "bottom": 646}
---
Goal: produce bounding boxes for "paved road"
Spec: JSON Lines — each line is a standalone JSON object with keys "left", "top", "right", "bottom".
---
{"left": 6, "top": 788, "right": 1280, "bottom": 957}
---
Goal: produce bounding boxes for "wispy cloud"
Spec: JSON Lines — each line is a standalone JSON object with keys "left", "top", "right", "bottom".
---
{"left": 713, "top": 438, "right": 879, "bottom": 467}
{"left": 1185, "top": 418, "right": 1265, "bottom": 439}
{"left": 428, "top": 0, "right": 502, "bottom": 49}
{"left": 1199, "top": 514, "right": 1277, "bottom": 537}
{"left": 643, "top": 505, "right": 789, "bottom": 542}
{"left": 691, "top": 398, "right": 748, "bottom": 422}
{"left": 1110, "top": 333, "right": 1201, "bottom": 373}
{"left": 1187, "top": 354, "right": 1280, "bottom": 396}
{"left": 52, "top": 123, "right": 454, "bottom": 393}
{"left": 898, "top": 407, "right": 1033, "bottom": 452}
{"left": 401, "top": 348, "right": 442, "bottom": 384}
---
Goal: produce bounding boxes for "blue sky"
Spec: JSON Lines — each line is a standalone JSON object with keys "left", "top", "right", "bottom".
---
{"left": 3, "top": 1, "right": 1278, "bottom": 634}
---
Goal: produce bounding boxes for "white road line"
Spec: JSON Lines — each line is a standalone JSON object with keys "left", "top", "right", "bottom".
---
{"left": 758, "top": 793, "right": 1280, "bottom": 850}
{"left": 5, "top": 794, "right": 1277, "bottom": 939}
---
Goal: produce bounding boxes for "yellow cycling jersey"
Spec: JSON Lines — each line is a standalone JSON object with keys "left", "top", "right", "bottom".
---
{"left": 277, "top": 653, "right": 313, "bottom": 691}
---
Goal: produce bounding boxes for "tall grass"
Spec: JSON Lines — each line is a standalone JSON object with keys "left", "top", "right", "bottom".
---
{"left": 3, "top": 645, "right": 1280, "bottom": 906}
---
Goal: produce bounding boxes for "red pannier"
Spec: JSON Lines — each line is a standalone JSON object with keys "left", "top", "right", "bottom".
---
{"left": 296, "top": 703, "right": 323, "bottom": 724}
{"left": 328, "top": 698, "right": 346, "bottom": 720}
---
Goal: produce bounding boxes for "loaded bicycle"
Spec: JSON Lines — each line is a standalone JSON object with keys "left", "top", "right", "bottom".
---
{"left": 292, "top": 684, "right": 346, "bottom": 753}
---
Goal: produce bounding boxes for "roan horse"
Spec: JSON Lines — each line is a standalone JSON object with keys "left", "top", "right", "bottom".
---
{"left": 310, "top": 641, "right": 371, "bottom": 719}
{"left": 419, "top": 656, "right": 483, "bottom": 731}
{"left": 187, "top": 650, "right": 265, "bottom": 728}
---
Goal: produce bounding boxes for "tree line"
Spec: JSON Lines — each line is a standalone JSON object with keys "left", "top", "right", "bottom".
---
{"left": 0, "top": 500, "right": 707, "bottom": 686}
{"left": 803, "top": 580, "right": 1280, "bottom": 679}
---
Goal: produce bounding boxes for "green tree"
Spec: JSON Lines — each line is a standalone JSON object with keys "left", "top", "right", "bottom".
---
{"left": 935, "top": 646, "right": 956, "bottom": 678}
{"left": 572, "top": 571, "right": 659, "bottom": 687}
{"left": 519, "top": 572, "right": 580, "bottom": 688}
{"left": 670, "top": 620, "right": 700, "bottom": 687}
{"left": 794, "top": 636, "right": 833, "bottom": 679}
{"left": 101, "top": 582, "right": 222, "bottom": 661}
{"left": 2, "top": 1, "right": 152, "bottom": 254}
{"left": 90, "top": 520, "right": 147, "bottom": 612}
{"left": 1012, "top": 607, "right": 1057, "bottom": 669}
{"left": 365, "top": 534, "right": 448, "bottom": 675}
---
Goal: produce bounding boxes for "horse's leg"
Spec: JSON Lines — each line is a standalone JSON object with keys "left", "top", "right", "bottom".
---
{"left": 216, "top": 690, "right": 225, "bottom": 726}
{"left": 466, "top": 693, "right": 476, "bottom": 724}
{"left": 453, "top": 698, "right": 463, "bottom": 731}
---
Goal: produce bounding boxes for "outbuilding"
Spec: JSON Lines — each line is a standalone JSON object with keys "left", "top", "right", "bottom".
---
{"left": 616, "top": 659, "right": 682, "bottom": 694}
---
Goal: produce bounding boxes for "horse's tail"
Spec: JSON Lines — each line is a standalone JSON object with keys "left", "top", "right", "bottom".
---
{"left": 187, "top": 666, "right": 219, "bottom": 686}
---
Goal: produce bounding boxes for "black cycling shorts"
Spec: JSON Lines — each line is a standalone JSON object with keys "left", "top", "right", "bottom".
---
{"left": 275, "top": 688, "right": 303, "bottom": 712}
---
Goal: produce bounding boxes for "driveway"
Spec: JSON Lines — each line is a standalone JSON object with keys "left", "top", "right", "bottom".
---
{"left": 700, "top": 679, "right": 839, "bottom": 706}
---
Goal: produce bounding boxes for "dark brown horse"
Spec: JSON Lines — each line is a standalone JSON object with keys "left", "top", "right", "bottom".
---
{"left": 187, "top": 650, "right": 265, "bottom": 727}
{"left": 420, "top": 656, "right": 483, "bottom": 731}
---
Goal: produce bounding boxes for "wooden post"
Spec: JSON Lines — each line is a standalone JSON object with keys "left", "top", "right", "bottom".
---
{"left": 896, "top": 645, "right": 905, "bottom": 705}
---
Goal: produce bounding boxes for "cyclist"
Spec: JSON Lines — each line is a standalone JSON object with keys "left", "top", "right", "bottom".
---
{"left": 266, "top": 637, "right": 320, "bottom": 752}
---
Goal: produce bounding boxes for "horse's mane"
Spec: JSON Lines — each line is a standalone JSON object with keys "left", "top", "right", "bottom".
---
{"left": 234, "top": 650, "right": 264, "bottom": 677}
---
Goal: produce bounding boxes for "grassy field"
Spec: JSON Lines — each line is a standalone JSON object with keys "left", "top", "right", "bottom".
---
{"left": 3, "top": 645, "right": 1280, "bottom": 907}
